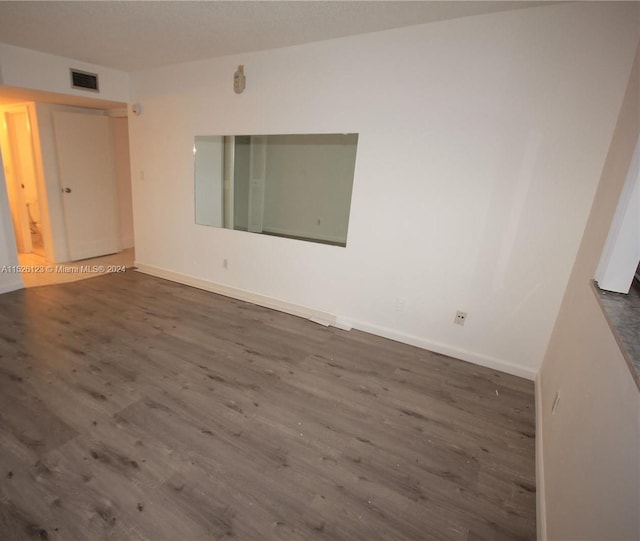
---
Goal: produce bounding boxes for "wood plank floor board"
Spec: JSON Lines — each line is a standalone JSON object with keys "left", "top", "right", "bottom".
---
{"left": 289, "top": 354, "right": 533, "bottom": 478}
{"left": 0, "top": 271, "right": 535, "bottom": 540}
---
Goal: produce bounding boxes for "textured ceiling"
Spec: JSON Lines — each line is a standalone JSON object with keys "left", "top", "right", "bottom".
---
{"left": 0, "top": 1, "right": 547, "bottom": 72}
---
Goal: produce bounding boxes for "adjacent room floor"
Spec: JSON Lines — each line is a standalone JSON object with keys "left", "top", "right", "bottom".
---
{"left": 0, "top": 271, "right": 536, "bottom": 540}
{"left": 17, "top": 248, "right": 135, "bottom": 288}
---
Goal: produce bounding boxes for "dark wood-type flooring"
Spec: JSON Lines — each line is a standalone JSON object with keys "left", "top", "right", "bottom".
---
{"left": 0, "top": 271, "right": 535, "bottom": 540}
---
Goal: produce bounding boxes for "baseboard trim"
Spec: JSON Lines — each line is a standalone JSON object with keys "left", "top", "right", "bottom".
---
{"left": 135, "top": 262, "right": 337, "bottom": 325}
{"left": 341, "top": 317, "right": 537, "bottom": 380}
{"left": 135, "top": 262, "right": 536, "bottom": 381}
{"left": 0, "top": 276, "right": 24, "bottom": 294}
{"left": 535, "top": 375, "right": 547, "bottom": 540}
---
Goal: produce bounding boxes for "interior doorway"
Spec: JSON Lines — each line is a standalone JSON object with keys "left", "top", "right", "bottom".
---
{"left": 0, "top": 99, "right": 135, "bottom": 288}
{"left": 0, "top": 104, "right": 45, "bottom": 258}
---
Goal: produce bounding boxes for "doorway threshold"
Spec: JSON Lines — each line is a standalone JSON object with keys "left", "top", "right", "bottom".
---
{"left": 18, "top": 247, "right": 135, "bottom": 288}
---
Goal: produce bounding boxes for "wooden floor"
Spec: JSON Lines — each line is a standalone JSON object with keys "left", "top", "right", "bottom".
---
{"left": 18, "top": 248, "right": 135, "bottom": 288}
{"left": 0, "top": 271, "right": 536, "bottom": 540}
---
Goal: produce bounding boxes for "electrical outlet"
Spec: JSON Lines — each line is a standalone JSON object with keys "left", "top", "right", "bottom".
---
{"left": 223, "top": 259, "right": 228, "bottom": 269}
{"left": 395, "top": 297, "right": 407, "bottom": 312}
{"left": 454, "top": 310, "right": 467, "bottom": 325}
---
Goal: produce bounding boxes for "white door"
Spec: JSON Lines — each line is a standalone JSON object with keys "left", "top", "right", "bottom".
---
{"left": 53, "top": 112, "right": 120, "bottom": 261}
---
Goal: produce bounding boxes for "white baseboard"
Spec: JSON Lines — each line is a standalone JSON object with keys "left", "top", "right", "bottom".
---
{"left": 333, "top": 316, "right": 353, "bottom": 331}
{"left": 535, "top": 375, "right": 547, "bottom": 540}
{"left": 135, "top": 262, "right": 337, "bottom": 325}
{"left": 0, "top": 276, "right": 24, "bottom": 295}
{"left": 134, "top": 262, "right": 536, "bottom": 381}
{"left": 340, "top": 317, "right": 537, "bottom": 380}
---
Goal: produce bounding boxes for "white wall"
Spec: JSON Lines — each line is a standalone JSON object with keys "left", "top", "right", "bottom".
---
{"left": 0, "top": 43, "right": 129, "bottom": 104}
{"left": 111, "top": 117, "right": 135, "bottom": 250}
{"left": 0, "top": 150, "right": 23, "bottom": 293}
{"left": 539, "top": 42, "right": 640, "bottom": 540}
{"left": 595, "top": 136, "right": 640, "bottom": 293}
{"left": 129, "top": 2, "right": 640, "bottom": 378}
{"left": 541, "top": 294, "right": 640, "bottom": 540}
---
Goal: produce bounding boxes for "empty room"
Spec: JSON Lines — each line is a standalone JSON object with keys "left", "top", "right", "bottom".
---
{"left": 0, "top": 2, "right": 638, "bottom": 540}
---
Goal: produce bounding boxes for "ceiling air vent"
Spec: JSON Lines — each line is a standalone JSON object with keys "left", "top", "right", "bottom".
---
{"left": 70, "top": 68, "right": 99, "bottom": 92}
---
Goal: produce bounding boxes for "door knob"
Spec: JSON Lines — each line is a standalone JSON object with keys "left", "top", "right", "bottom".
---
{"left": 63, "top": 187, "right": 72, "bottom": 193}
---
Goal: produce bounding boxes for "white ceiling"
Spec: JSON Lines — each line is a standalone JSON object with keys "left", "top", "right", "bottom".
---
{"left": 0, "top": 1, "right": 548, "bottom": 72}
